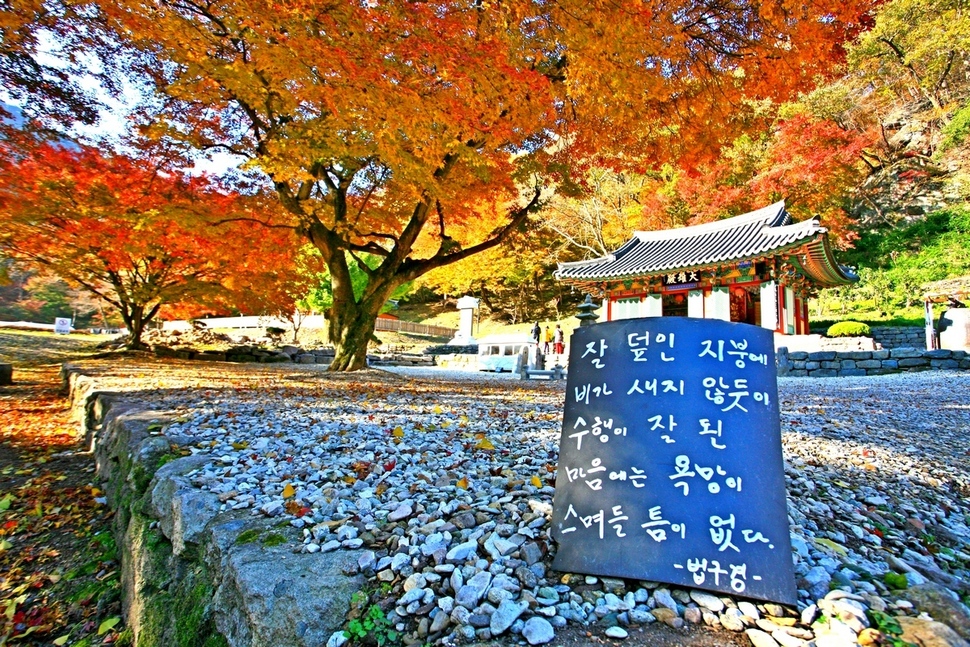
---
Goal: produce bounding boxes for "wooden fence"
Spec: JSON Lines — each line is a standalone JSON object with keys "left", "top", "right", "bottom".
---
{"left": 374, "top": 318, "right": 456, "bottom": 338}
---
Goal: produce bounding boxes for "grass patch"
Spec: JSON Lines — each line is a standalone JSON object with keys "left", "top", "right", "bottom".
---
{"left": 235, "top": 529, "right": 260, "bottom": 545}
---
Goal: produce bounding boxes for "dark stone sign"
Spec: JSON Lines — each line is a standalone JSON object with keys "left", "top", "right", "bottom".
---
{"left": 551, "top": 317, "right": 797, "bottom": 605}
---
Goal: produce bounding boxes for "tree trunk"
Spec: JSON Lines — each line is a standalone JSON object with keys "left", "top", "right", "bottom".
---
{"left": 327, "top": 299, "right": 383, "bottom": 371}
{"left": 122, "top": 305, "right": 148, "bottom": 350}
{"left": 117, "top": 299, "right": 160, "bottom": 351}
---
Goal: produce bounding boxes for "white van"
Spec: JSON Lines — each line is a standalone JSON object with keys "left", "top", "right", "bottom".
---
{"left": 477, "top": 334, "right": 536, "bottom": 372}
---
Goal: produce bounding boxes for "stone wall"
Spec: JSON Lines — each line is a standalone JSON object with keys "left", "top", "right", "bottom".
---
{"left": 60, "top": 365, "right": 363, "bottom": 647}
{"left": 870, "top": 326, "right": 926, "bottom": 350}
{"left": 777, "top": 347, "right": 968, "bottom": 378}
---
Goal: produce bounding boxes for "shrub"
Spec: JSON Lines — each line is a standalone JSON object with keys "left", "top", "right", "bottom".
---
{"left": 827, "top": 321, "right": 871, "bottom": 337}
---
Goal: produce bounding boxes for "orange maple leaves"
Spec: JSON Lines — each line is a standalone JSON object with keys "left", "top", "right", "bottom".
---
{"left": 0, "top": 140, "right": 307, "bottom": 344}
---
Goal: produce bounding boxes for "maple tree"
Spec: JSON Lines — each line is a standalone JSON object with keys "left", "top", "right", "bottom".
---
{"left": 0, "top": 140, "right": 305, "bottom": 349}
{"left": 0, "top": 0, "right": 120, "bottom": 136}
{"left": 626, "top": 113, "right": 870, "bottom": 247}
{"left": 848, "top": 0, "right": 970, "bottom": 114}
{"left": 77, "top": 0, "right": 875, "bottom": 369}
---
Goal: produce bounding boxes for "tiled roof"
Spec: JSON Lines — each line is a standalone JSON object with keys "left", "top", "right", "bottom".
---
{"left": 555, "top": 201, "right": 857, "bottom": 287}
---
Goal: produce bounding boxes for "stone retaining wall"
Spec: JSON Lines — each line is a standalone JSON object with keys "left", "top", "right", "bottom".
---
{"left": 60, "top": 365, "right": 361, "bottom": 647}
{"left": 778, "top": 347, "right": 969, "bottom": 378}
{"left": 870, "top": 326, "right": 926, "bottom": 350}
{"left": 368, "top": 353, "right": 435, "bottom": 366}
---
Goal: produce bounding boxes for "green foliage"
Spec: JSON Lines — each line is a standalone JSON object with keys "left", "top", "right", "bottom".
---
{"left": 883, "top": 571, "right": 909, "bottom": 590}
{"left": 261, "top": 533, "right": 286, "bottom": 547}
{"left": 820, "top": 206, "right": 970, "bottom": 318}
{"left": 867, "top": 609, "right": 917, "bottom": 647}
{"left": 827, "top": 321, "right": 871, "bottom": 337}
{"left": 300, "top": 249, "right": 412, "bottom": 315}
{"left": 156, "top": 453, "right": 180, "bottom": 470}
{"left": 235, "top": 529, "right": 260, "bottom": 545}
{"left": 344, "top": 604, "right": 399, "bottom": 646}
{"left": 940, "top": 100, "right": 970, "bottom": 154}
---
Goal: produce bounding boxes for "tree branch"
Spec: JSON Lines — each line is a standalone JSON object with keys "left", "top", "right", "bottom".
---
{"left": 400, "top": 183, "right": 544, "bottom": 281}
{"left": 209, "top": 217, "right": 298, "bottom": 230}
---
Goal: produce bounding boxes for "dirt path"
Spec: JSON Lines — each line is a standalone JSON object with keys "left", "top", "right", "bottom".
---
{"left": 1, "top": 332, "right": 126, "bottom": 646}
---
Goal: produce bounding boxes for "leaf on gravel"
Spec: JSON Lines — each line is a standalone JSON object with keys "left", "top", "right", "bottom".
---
{"left": 475, "top": 438, "right": 495, "bottom": 451}
{"left": 814, "top": 538, "right": 847, "bottom": 555}
{"left": 52, "top": 635, "right": 70, "bottom": 646}
{"left": 392, "top": 426, "right": 404, "bottom": 437}
{"left": 98, "top": 616, "right": 121, "bottom": 635}
{"left": 530, "top": 476, "right": 543, "bottom": 488}
{"left": 282, "top": 484, "right": 295, "bottom": 499}
{"left": 433, "top": 405, "right": 442, "bottom": 414}
{"left": 0, "top": 494, "right": 13, "bottom": 510}
{"left": 456, "top": 477, "right": 469, "bottom": 490}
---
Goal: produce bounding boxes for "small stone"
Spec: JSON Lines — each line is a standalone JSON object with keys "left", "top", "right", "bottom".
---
{"left": 377, "top": 569, "right": 395, "bottom": 582}
{"left": 522, "top": 617, "right": 555, "bottom": 645}
{"left": 684, "top": 607, "right": 702, "bottom": 624}
{"left": 390, "top": 552, "right": 410, "bottom": 572}
{"left": 745, "top": 629, "right": 780, "bottom": 647}
{"left": 404, "top": 573, "right": 427, "bottom": 592}
{"left": 398, "top": 587, "right": 426, "bottom": 606}
{"left": 490, "top": 599, "right": 529, "bottom": 635}
{"left": 451, "top": 512, "right": 477, "bottom": 529}
{"left": 690, "top": 590, "right": 725, "bottom": 613}
{"left": 720, "top": 608, "right": 746, "bottom": 632}
{"left": 430, "top": 611, "right": 450, "bottom": 633}
{"left": 800, "top": 604, "right": 818, "bottom": 626}
{"left": 629, "top": 609, "right": 655, "bottom": 624}
{"left": 326, "top": 631, "right": 349, "bottom": 647}
{"left": 764, "top": 604, "right": 786, "bottom": 618}
{"left": 601, "top": 577, "right": 627, "bottom": 595}
{"left": 653, "top": 589, "right": 679, "bottom": 612}
{"left": 799, "top": 566, "right": 832, "bottom": 600}
{"left": 358, "top": 551, "right": 376, "bottom": 571}
{"left": 605, "top": 626, "right": 629, "bottom": 639}
{"left": 446, "top": 540, "right": 478, "bottom": 563}
{"left": 772, "top": 630, "right": 808, "bottom": 647}
{"left": 456, "top": 571, "right": 492, "bottom": 609}
{"left": 520, "top": 542, "right": 543, "bottom": 565}
{"left": 738, "top": 601, "right": 760, "bottom": 620}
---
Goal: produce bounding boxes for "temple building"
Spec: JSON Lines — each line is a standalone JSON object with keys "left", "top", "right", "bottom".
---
{"left": 554, "top": 201, "right": 857, "bottom": 334}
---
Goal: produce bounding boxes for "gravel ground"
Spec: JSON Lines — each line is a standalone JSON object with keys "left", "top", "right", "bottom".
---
{"left": 79, "top": 359, "right": 970, "bottom": 647}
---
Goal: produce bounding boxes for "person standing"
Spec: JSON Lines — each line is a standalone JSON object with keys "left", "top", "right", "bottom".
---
{"left": 531, "top": 321, "right": 541, "bottom": 346}
{"left": 554, "top": 324, "right": 564, "bottom": 355}
{"left": 543, "top": 326, "right": 553, "bottom": 354}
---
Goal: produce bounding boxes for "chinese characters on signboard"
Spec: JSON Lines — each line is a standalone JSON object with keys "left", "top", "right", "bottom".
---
{"left": 551, "top": 318, "right": 797, "bottom": 604}
{"left": 663, "top": 271, "right": 700, "bottom": 290}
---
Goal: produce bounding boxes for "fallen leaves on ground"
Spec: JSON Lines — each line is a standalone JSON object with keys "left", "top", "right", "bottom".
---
{"left": 0, "top": 361, "right": 125, "bottom": 646}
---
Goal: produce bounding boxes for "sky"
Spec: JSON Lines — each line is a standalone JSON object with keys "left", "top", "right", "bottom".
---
{"left": 2, "top": 30, "right": 243, "bottom": 176}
